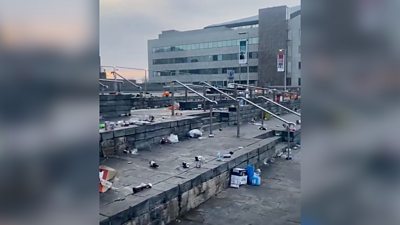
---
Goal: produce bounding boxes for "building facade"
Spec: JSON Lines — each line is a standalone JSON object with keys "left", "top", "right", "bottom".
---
{"left": 148, "top": 5, "right": 301, "bottom": 87}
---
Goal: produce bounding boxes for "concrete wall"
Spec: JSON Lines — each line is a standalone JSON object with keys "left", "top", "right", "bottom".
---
{"left": 258, "top": 6, "right": 289, "bottom": 87}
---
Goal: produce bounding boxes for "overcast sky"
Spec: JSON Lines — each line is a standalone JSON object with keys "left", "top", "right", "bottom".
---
{"left": 100, "top": 0, "right": 300, "bottom": 80}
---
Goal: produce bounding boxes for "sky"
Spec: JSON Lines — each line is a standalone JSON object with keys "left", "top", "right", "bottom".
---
{"left": 100, "top": 0, "right": 300, "bottom": 81}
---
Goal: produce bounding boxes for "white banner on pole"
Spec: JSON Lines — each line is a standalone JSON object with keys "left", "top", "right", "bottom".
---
{"left": 277, "top": 50, "right": 285, "bottom": 72}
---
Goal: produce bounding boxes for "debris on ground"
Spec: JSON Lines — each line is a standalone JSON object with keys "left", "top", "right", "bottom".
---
{"left": 258, "top": 126, "right": 267, "bottom": 130}
{"left": 182, "top": 162, "right": 190, "bottom": 168}
{"left": 149, "top": 160, "right": 159, "bottom": 168}
{"left": 230, "top": 168, "right": 248, "bottom": 188}
{"left": 123, "top": 148, "right": 138, "bottom": 155}
{"left": 160, "top": 137, "right": 171, "bottom": 144}
{"left": 195, "top": 156, "right": 204, "bottom": 168}
{"left": 99, "top": 165, "right": 117, "bottom": 193}
{"left": 167, "top": 134, "right": 179, "bottom": 143}
{"left": 188, "top": 129, "right": 203, "bottom": 138}
{"left": 144, "top": 115, "right": 155, "bottom": 122}
{"left": 132, "top": 183, "right": 152, "bottom": 194}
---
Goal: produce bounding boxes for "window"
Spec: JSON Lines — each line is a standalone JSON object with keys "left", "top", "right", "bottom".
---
{"left": 249, "top": 66, "right": 258, "bottom": 73}
{"left": 240, "top": 67, "right": 247, "bottom": 73}
{"left": 298, "top": 78, "right": 301, "bottom": 86}
{"left": 298, "top": 61, "right": 301, "bottom": 70}
{"left": 212, "top": 55, "right": 218, "bottom": 61}
{"left": 286, "top": 78, "right": 292, "bottom": 86}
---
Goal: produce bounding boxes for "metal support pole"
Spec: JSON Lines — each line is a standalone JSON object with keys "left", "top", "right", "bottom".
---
{"left": 261, "top": 111, "right": 264, "bottom": 128}
{"left": 144, "top": 70, "right": 148, "bottom": 96}
{"left": 236, "top": 86, "right": 240, "bottom": 138}
{"left": 171, "top": 82, "right": 175, "bottom": 116}
{"left": 209, "top": 104, "right": 214, "bottom": 137}
{"left": 185, "top": 89, "right": 188, "bottom": 102}
{"left": 203, "top": 85, "right": 206, "bottom": 112}
{"left": 286, "top": 126, "right": 291, "bottom": 160}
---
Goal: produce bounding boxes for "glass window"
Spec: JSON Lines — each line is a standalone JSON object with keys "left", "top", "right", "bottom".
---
{"left": 249, "top": 66, "right": 258, "bottom": 73}
{"left": 298, "top": 61, "right": 301, "bottom": 70}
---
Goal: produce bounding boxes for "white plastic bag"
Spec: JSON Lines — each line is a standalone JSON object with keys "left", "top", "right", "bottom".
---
{"left": 167, "top": 134, "right": 179, "bottom": 143}
{"left": 188, "top": 129, "right": 203, "bottom": 138}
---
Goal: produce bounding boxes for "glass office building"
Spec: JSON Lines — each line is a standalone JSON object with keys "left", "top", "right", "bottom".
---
{"left": 148, "top": 5, "right": 301, "bottom": 87}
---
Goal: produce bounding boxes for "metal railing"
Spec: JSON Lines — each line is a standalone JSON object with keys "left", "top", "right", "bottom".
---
{"left": 257, "top": 96, "right": 301, "bottom": 117}
{"left": 112, "top": 71, "right": 142, "bottom": 90}
{"left": 237, "top": 97, "right": 296, "bottom": 159}
{"left": 173, "top": 81, "right": 217, "bottom": 104}
{"left": 201, "top": 81, "right": 236, "bottom": 101}
{"left": 173, "top": 80, "right": 218, "bottom": 137}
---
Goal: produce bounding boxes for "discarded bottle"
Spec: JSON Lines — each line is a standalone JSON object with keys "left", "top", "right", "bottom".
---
{"left": 217, "top": 152, "right": 222, "bottom": 161}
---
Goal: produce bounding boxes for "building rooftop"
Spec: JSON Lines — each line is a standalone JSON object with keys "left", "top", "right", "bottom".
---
{"left": 205, "top": 15, "right": 259, "bottom": 29}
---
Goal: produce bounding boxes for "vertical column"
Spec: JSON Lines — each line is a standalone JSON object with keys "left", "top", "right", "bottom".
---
{"left": 236, "top": 86, "right": 240, "bottom": 138}
{"left": 171, "top": 82, "right": 175, "bottom": 116}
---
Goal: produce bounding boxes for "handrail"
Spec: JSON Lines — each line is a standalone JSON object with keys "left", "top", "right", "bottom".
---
{"left": 237, "top": 97, "right": 295, "bottom": 127}
{"left": 201, "top": 82, "right": 236, "bottom": 101}
{"left": 234, "top": 83, "right": 273, "bottom": 92}
{"left": 257, "top": 96, "right": 301, "bottom": 117}
{"left": 99, "top": 82, "right": 109, "bottom": 88}
{"left": 173, "top": 80, "right": 218, "bottom": 104}
{"left": 99, "top": 78, "right": 123, "bottom": 83}
{"left": 112, "top": 71, "right": 142, "bottom": 90}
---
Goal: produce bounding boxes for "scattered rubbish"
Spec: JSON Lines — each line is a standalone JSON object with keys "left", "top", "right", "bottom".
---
{"left": 182, "top": 162, "right": 190, "bottom": 169}
{"left": 296, "top": 119, "right": 301, "bottom": 125}
{"left": 144, "top": 115, "right": 155, "bottom": 122}
{"left": 223, "top": 153, "right": 232, "bottom": 158}
{"left": 168, "top": 102, "right": 180, "bottom": 110}
{"left": 175, "top": 112, "right": 183, "bottom": 116}
{"left": 117, "top": 120, "right": 124, "bottom": 127}
{"left": 123, "top": 148, "right": 138, "bottom": 155}
{"left": 99, "top": 123, "right": 105, "bottom": 129}
{"left": 258, "top": 126, "right": 267, "bottom": 130}
{"left": 120, "top": 113, "right": 131, "bottom": 117}
{"left": 167, "top": 134, "right": 179, "bottom": 143}
{"left": 219, "top": 128, "right": 223, "bottom": 131}
{"left": 149, "top": 160, "right": 159, "bottom": 168}
{"left": 195, "top": 156, "right": 204, "bottom": 168}
{"left": 229, "top": 151, "right": 234, "bottom": 155}
{"left": 208, "top": 134, "right": 215, "bottom": 138}
{"left": 238, "top": 146, "right": 243, "bottom": 149}
{"left": 246, "top": 164, "right": 255, "bottom": 184}
{"left": 127, "top": 161, "right": 132, "bottom": 164}
{"left": 198, "top": 137, "right": 206, "bottom": 140}
{"left": 132, "top": 183, "right": 152, "bottom": 194}
{"left": 230, "top": 168, "right": 248, "bottom": 188}
{"left": 99, "top": 165, "right": 117, "bottom": 193}
{"left": 217, "top": 152, "right": 222, "bottom": 161}
{"left": 252, "top": 122, "right": 262, "bottom": 126}
{"left": 160, "top": 137, "right": 171, "bottom": 144}
{"left": 188, "top": 129, "right": 203, "bottom": 138}
{"left": 246, "top": 164, "right": 261, "bottom": 186}
{"left": 251, "top": 169, "right": 261, "bottom": 186}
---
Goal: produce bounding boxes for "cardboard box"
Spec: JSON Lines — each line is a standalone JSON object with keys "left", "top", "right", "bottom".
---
{"left": 230, "top": 168, "right": 248, "bottom": 188}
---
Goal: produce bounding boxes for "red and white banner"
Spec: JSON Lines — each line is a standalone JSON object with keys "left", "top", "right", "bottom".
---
{"left": 277, "top": 50, "right": 285, "bottom": 72}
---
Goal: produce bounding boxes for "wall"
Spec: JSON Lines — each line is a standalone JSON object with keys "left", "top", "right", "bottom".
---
{"left": 258, "top": 6, "right": 288, "bottom": 87}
